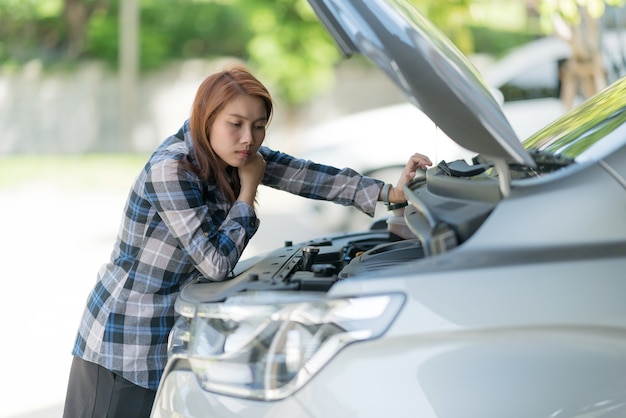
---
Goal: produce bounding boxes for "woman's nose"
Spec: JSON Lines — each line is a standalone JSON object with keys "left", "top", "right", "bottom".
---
{"left": 241, "top": 127, "right": 253, "bottom": 144}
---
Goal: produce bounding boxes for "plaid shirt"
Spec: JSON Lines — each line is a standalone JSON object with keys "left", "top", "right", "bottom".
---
{"left": 72, "top": 120, "right": 384, "bottom": 390}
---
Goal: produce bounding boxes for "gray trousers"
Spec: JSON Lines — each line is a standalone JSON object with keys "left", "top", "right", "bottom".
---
{"left": 63, "top": 356, "right": 157, "bottom": 418}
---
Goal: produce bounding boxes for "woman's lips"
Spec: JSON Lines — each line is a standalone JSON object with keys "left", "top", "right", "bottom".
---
{"left": 236, "top": 150, "right": 251, "bottom": 158}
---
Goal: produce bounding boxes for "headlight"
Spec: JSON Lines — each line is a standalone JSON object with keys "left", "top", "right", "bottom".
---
{"left": 185, "top": 292, "right": 404, "bottom": 400}
{"left": 167, "top": 315, "right": 192, "bottom": 358}
{"left": 167, "top": 295, "right": 197, "bottom": 359}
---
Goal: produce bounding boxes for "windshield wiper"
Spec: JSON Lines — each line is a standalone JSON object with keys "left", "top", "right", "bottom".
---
{"left": 529, "top": 149, "right": 575, "bottom": 171}
{"left": 437, "top": 150, "right": 574, "bottom": 180}
{"left": 509, "top": 150, "right": 574, "bottom": 177}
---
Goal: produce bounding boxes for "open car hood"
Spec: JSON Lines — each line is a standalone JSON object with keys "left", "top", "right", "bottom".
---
{"left": 307, "top": 0, "right": 535, "bottom": 167}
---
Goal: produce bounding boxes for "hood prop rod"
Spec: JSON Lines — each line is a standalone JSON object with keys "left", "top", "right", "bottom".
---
{"left": 493, "top": 159, "right": 511, "bottom": 198}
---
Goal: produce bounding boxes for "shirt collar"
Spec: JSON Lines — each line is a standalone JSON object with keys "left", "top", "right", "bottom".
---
{"left": 182, "top": 119, "right": 198, "bottom": 166}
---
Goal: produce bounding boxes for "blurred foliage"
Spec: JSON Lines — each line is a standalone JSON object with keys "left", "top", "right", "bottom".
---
{"left": 0, "top": 0, "right": 622, "bottom": 104}
{"left": 0, "top": 0, "right": 64, "bottom": 66}
{"left": 236, "top": 0, "right": 340, "bottom": 104}
{"left": 413, "top": 0, "right": 475, "bottom": 53}
{"left": 85, "top": 0, "right": 251, "bottom": 70}
{"left": 538, "top": 0, "right": 625, "bottom": 27}
{"left": 470, "top": 26, "right": 539, "bottom": 58}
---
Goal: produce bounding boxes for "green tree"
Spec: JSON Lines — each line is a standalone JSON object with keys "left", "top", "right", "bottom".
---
{"left": 235, "top": 0, "right": 340, "bottom": 105}
{"left": 2, "top": 0, "right": 582, "bottom": 104}
{"left": 236, "top": 0, "right": 483, "bottom": 105}
{"left": 537, "top": 0, "right": 626, "bottom": 108}
{"left": 64, "top": 0, "right": 108, "bottom": 58}
{"left": 412, "top": 0, "right": 475, "bottom": 53}
{"left": 0, "top": 0, "right": 62, "bottom": 65}
{"left": 85, "top": 0, "right": 250, "bottom": 71}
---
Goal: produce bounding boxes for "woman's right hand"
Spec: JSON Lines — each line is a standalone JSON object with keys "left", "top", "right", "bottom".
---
{"left": 237, "top": 152, "right": 266, "bottom": 206}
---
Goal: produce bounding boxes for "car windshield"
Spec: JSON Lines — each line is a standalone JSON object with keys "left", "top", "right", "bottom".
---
{"left": 522, "top": 78, "right": 626, "bottom": 162}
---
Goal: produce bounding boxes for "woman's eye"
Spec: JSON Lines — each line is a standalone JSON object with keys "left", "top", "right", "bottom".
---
{"left": 254, "top": 124, "right": 266, "bottom": 130}
{"left": 229, "top": 122, "right": 241, "bottom": 127}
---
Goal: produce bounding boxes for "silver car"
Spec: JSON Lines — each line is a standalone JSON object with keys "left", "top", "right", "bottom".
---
{"left": 151, "top": 0, "right": 626, "bottom": 417}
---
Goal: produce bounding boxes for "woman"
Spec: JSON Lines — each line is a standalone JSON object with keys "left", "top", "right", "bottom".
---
{"left": 63, "top": 66, "right": 431, "bottom": 417}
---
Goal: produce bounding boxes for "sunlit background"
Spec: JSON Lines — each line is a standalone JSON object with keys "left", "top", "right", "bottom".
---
{"left": 1, "top": 0, "right": 625, "bottom": 416}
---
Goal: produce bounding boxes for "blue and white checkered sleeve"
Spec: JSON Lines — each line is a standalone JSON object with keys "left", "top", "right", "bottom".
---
{"left": 145, "top": 158, "right": 258, "bottom": 280}
{"left": 259, "top": 147, "right": 383, "bottom": 217}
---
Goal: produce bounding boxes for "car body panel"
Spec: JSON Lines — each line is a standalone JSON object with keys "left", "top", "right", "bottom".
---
{"left": 309, "top": 0, "right": 534, "bottom": 166}
{"left": 299, "top": 32, "right": 626, "bottom": 178}
{"left": 154, "top": 335, "right": 626, "bottom": 418}
{"left": 299, "top": 256, "right": 626, "bottom": 418}
{"left": 153, "top": 257, "right": 626, "bottom": 418}
{"left": 294, "top": 330, "right": 626, "bottom": 418}
{"left": 151, "top": 365, "right": 313, "bottom": 418}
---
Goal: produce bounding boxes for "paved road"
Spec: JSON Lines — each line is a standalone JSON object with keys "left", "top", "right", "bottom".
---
{"left": 1, "top": 182, "right": 331, "bottom": 418}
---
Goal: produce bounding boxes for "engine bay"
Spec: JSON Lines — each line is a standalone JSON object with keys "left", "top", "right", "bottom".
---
{"left": 180, "top": 229, "right": 417, "bottom": 303}
{"left": 180, "top": 163, "right": 505, "bottom": 304}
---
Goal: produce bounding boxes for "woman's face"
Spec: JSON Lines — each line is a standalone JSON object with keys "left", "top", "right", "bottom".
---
{"left": 209, "top": 94, "right": 268, "bottom": 168}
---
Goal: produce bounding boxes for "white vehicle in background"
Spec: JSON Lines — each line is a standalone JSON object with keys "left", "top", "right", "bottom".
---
{"left": 485, "top": 31, "right": 626, "bottom": 139}
{"left": 300, "top": 30, "right": 626, "bottom": 231}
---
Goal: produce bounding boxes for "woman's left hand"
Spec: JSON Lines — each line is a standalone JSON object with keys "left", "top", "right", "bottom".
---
{"left": 388, "top": 153, "right": 432, "bottom": 203}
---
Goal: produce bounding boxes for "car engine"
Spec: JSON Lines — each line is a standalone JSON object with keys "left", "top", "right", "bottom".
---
{"left": 180, "top": 164, "right": 507, "bottom": 304}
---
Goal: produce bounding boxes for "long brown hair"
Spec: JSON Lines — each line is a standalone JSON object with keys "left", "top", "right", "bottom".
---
{"left": 188, "top": 66, "right": 273, "bottom": 203}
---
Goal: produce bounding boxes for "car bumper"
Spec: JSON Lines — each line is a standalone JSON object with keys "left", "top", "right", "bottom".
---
{"left": 152, "top": 324, "right": 626, "bottom": 418}
{"left": 150, "top": 360, "right": 313, "bottom": 418}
